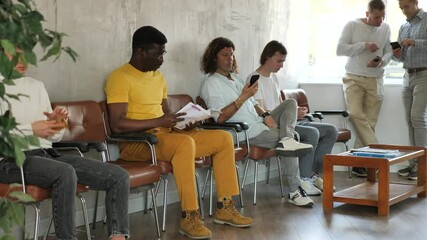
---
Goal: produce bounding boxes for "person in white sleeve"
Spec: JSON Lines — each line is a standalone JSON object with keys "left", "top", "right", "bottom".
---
{"left": 336, "top": 0, "right": 392, "bottom": 177}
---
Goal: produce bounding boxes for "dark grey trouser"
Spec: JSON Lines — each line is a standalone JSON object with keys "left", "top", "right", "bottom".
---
{"left": 0, "top": 149, "right": 130, "bottom": 239}
{"left": 248, "top": 99, "right": 301, "bottom": 191}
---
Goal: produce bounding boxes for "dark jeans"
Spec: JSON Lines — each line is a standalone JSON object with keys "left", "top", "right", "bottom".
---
{"left": 296, "top": 121, "right": 338, "bottom": 177}
{"left": 0, "top": 149, "right": 130, "bottom": 239}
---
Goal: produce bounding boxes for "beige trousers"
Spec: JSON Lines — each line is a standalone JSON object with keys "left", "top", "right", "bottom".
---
{"left": 343, "top": 74, "right": 383, "bottom": 148}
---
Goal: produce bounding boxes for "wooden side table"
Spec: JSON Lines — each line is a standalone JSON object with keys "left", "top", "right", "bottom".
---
{"left": 323, "top": 144, "right": 427, "bottom": 216}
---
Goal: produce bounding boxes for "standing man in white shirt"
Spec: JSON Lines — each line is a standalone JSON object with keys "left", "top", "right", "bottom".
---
{"left": 336, "top": 0, "right": 392, "bottom": 177}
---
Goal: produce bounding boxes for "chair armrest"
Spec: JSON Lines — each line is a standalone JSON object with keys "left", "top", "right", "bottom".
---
{"left": 314, "top": 110, "right": 349, "bottom": 117}
{"left": 201, "top": 122, "right": 242, "bottom": 132}
{"left": 109, "top": 132, "right": 159, "bottom": 144}
{"left": 311, "top": 112, "right": 324, "bottom": 120}
{"left": 52, "top": 142, "right": 90, "bottom": 153}
{"left": 302, "top": 114, "right": 315, "bottom": 122}
{"left": 228, "top": 122, "right": 249, "bottom": 130}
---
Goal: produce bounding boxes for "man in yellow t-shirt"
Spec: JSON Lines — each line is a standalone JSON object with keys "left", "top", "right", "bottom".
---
{"left": 105, "top": 26, "right": 252, "bottom": 239}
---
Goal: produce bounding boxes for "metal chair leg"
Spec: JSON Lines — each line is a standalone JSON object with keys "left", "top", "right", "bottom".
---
{"left": 44, "top": 213, "right": 53, "bottom": 240}
{"left": 92, "top": 190, "right": 99, "bottom": 230}
{"left": 266, "top": 159, "right": 271, "bottom": 184}
{"left": 276, "top": 157, "right": 284, "bottom": 197}
{"left": 195, "top": 172, "right": 205, "bottom": 220}
{"left": 152, "top": 175, "right": 168, "bottom": 232}
{"left": 235, "top": 164, "right": 244, "bottom": 208}
{"left": 150, "top": 188, "right": 161, "bottom": 238}
{"left": 209, "top": 168, "right": 213, "bottom": 217}
{"left": 143, "top": 191, "right": 148, "bottom": 214}
{"left": 77, "top": 193, "right": 92, "bottom": 240}
{"left": 161, "top": 176, "right": 168, "bottom": 232}
{"left": 241, "top": 160, "right": 250, "bottom": 190}
{"left": 201, "top": 169, "right": 210, "bottom": 200}
{"left": 30, "top": 203, "right": 40, "bottom": 240}
{"left": 253, "top": 161, "right": 258, "bottom": 205}
{"left": 344, "top": 142, "right": 352, "bottom": 178}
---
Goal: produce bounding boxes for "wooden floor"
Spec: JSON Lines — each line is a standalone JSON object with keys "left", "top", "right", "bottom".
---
{"left": 77, "top": 172, "right": 427, "bottom": 240}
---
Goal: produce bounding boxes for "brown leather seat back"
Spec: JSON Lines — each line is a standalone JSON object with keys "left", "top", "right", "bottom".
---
{"left": 98, "top": 100, "right": 113, "bottom": 137}
{"left": 281, "top": 88, "right": 310, "bottom": 112}
{"left": 167, "top": 94, "right": 194, "bottom": 113}
{"left": 51, "top": 101, "right": 105, "bottom": 142}
{"left": 195, "top": 96, "right": 215, "bottom": 123}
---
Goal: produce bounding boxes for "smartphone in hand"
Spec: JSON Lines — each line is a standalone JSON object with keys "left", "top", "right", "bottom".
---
{"left": 390, "top": 41, "right": 401, "bottom": 50}
{"left": 249, "top": 74, "right": 260, "bottom": 87}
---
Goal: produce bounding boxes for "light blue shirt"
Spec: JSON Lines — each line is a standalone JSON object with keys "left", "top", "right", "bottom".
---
{"left": 393, "top": 9, "right": 427, "bottom": 69}
{"left": 200, "top": 73, "right": 268, "bottom": 141}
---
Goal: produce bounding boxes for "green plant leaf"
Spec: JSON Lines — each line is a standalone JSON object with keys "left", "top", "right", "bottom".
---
{"left": 0, "top": 83, "right": 4, "bottom": 98}
{"left": 27, "top": 135, "right": 39, "bottom": 146}
{"left": 13, "top": 151, "right": 25, "bottom": 167}
{"left": 13, "top": 4, "right": 27, "bottom": 15}
{"left": 0, "top": 40, "right": 16, "bottom": 55}
{"left": 17, "top": 0, "right": 32, "bottom": 9}
{"left": 62, "top": 46, "right": 79, "bottom": 62}
{"left": 23, "top": 50, "right": 36, "bottom": 65}
{"left": 9, "top": 191, "right": 34, "bottom": 203}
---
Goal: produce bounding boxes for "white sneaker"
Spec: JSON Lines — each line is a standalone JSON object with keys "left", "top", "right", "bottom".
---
{"left": 288, "top": 186, "right": 314, "bottom": 207}
{"left": 276, "top": 137, "right": 313, "bottom": 158}
{"left": 300, "top": 180, "right": 322, "bottom": 196}
{"left": 311, "top": 174, "right": 336, "bottom": 192}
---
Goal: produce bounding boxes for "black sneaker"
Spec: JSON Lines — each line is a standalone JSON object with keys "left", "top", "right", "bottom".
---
{"left": 352, "top": 167, "right": 367, "bottom": 177}
{"left": 407, "top": 171, "right": 418, "bottom": 180}
{"left": 398, "top": 163, "right": 417, "bottom": 177}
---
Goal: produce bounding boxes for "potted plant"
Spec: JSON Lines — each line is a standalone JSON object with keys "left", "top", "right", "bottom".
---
{"left": 0, "top": 0, "right": 77, "bottom": 238}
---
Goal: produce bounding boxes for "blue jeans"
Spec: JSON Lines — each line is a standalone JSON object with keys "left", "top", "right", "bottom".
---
{"left": 403, "top": 71, "right": 427, "bottom": 166}
{"left": 0, "top": 149, "right": 130, "bottom": 239}
{"left": 295, "top": 121, "right": 338, "bottom": 177}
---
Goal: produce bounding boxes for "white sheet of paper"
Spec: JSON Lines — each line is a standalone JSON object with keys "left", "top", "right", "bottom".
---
{"left": 174, "top": 102, "right": 213, "bottom": 130}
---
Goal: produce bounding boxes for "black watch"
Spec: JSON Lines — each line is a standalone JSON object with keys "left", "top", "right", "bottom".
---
{"left": 261, "top": 111, "right": 271, "bottom": 118}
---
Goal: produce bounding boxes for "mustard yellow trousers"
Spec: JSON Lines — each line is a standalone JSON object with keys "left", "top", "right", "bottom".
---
{"left": 119, "top": 128, "right": 239, "bottom": 211}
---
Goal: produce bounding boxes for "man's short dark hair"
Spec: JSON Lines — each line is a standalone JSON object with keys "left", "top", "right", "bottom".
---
{"left": 368, "top": 0, "right": 385, "bottom": 12}
{"left": 132, "top": 26, "right": 167, "bottom": 52}
{"left": 260, "top": 40, "right": 287, "bottom": 65}
{"left": 201, "top": 37, "right": 236, "bottom": 74}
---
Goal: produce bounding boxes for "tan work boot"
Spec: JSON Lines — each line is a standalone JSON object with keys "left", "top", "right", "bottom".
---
{"left": 179, "top": 210, "right": 212, "bottom": 239}
{"left": 214, "top": 199, "right": 253, "bottom": 227}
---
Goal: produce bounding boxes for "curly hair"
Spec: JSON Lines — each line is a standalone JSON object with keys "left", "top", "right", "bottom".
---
{"left": 200, "top": 37, "right": 236, "bottom": 74}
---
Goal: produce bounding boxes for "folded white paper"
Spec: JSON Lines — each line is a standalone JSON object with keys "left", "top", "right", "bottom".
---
{"left": 174, "top": 102, "right": 215, "bottom": 130}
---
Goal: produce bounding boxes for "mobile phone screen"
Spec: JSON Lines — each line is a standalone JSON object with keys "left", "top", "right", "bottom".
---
{"left": 249, "top": 75, "right": 260, "bottom": 87}
{"left": 390, "top": 41, "right": 401, "bottom": 50}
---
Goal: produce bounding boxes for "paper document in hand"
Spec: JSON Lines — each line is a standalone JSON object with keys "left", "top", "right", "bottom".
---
{"left": 174, "top": 102, "right": 213, "bottom": 130}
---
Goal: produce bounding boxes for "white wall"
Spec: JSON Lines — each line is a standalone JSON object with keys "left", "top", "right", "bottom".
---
{"left": 300, "top": 83, "right": 410, "bottom": 148}
{"left": 29, "top": 0, "right": 296, "bottom": 102}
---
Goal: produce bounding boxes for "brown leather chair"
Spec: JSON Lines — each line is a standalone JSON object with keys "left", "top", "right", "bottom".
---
{"left": 54, "top": 100, "right": 162, "bottom": 237}
{"left": 0, "top": 101, "right": 99, "bottom": 240}
{"left": 101, "top": 98, "right": 203, "bottom": 232}
{"left": 281, "top": 88, "right": 352, "bottom": 177}
{"left": 0, "top": 182, "right": 90, "bottom": 239}
{"left": 196, "top": 96, "right": 284, "bottom": 205}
